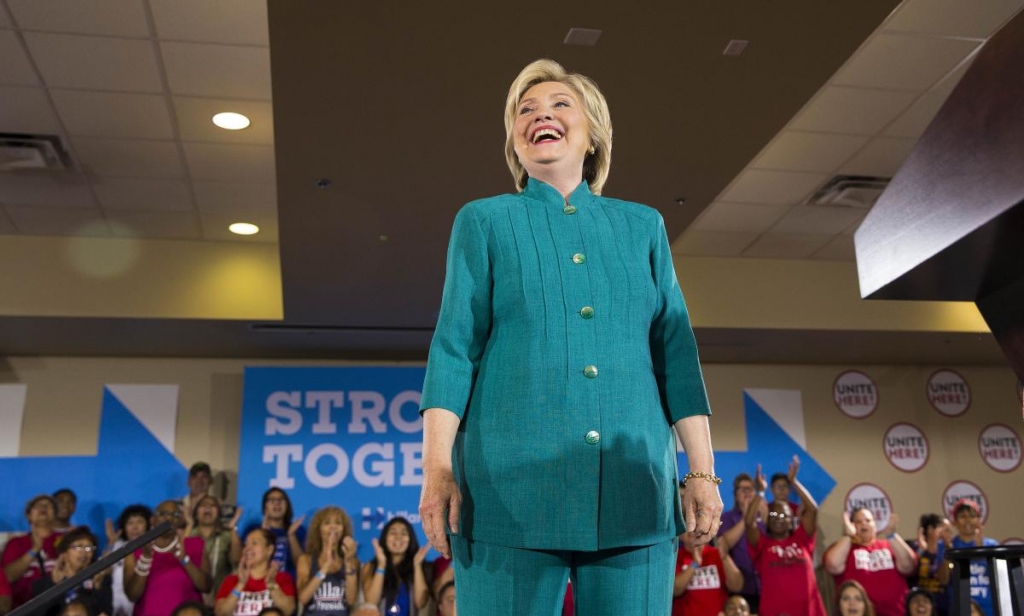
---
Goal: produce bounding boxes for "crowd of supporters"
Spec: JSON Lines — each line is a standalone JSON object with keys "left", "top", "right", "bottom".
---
{"left": 0, "top": 459, "right": 1000, "bottom": 616}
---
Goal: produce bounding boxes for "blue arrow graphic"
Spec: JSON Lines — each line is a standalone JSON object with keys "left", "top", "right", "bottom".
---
{"left": 679, "top": 391, "right": 836, "bottom": 511}
{"left": 0, "top": 388, "right": 186, "bottom": 536}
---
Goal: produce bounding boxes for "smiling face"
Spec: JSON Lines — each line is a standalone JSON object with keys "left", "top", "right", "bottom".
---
{"left": 512, "top": 81, "right": 591, "bottom": 184}
{"left": 909, "top": 594, "right": 933, "bottom": 616}
{"left": 264, "top": 489, "right": 288, "bottom": 523}
{"left": 385, "top": 521, "right": 411, "bottom": 556}
{"left": 54, "top": 491, "right": 76, "bottom": 523}
{"left": 851, "top": 509, "right": 877, "bottom": 544}
{"left": 954, "top": 507, "right": 980, "bottom": 538}
{"left": 152, "top": 500, "right": 185, "bottom": 534}
{"left": 244, "top": 530, "right": 275, "bottom": 567}
{"left": 840, "top": 585, "right": 868, "bottom": 616}
{"left": 766, "top": 502, "right": 793, "bottom": 538}
{"left": 195, "top": 496, "right": 220, "bottom": 525}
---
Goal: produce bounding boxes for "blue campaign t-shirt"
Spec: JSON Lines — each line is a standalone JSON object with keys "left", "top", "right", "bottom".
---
{"left": 243, "top": 524, "right": 306, "bottom": 578}
{"left": 948, "top": 536, "right": 999, "bottom": 616}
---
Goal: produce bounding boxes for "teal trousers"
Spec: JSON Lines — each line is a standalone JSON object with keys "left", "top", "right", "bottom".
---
{"left": 450, "top": 535, "right": 677, "bottom": 616}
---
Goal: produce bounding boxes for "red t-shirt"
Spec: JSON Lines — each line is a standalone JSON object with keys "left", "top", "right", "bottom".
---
{"left": 751, "top": 525, "right": 827, "bottom": 616}
{"left": 673, "top": 544, "right": 727, "bottom": 616}
{"left": 216, "top": 572, "right": 297, "bottom": 615}
{"left": 835, "top": 539, "right": 908, "bottom": 616}
{"left": 0, "top": 532, "right": 61, "bottom": 607}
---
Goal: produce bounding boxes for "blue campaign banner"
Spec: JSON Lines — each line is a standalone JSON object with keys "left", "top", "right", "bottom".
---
{"left": 238, "top": 366, "right": 427, "bottom": 562}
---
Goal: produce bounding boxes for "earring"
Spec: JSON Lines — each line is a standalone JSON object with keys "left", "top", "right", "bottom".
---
{"left": 587, "top": 145, "right": 596, "bottom": 155}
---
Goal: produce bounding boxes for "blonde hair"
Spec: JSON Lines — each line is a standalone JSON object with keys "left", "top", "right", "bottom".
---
{"left": 504, "top": 59, "right": 613, "bottom": 194}
{"left": 305, "top": 505, "right": 353, "bottom": 560}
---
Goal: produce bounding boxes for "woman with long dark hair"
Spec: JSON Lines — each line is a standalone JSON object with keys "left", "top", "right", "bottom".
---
{"left": 242, "top": 488, "right": 305, "bottom": 579}
{"left": 360, "top": 517, "right": 428, "bottom": 616}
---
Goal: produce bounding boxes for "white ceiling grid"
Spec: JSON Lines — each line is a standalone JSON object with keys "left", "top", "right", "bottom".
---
{"left": 676, "top": 0, "right": 1024, "bottom": 261}
{"left": 0, "top": 0, "right": 277, "bottom": 242}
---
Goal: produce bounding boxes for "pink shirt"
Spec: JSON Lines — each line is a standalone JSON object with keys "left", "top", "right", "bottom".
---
{"left": 751, "top": 525, "right": 827, "bottom": 616}
{"left": 132, "top": 536, "right": 205, "bottom": 616}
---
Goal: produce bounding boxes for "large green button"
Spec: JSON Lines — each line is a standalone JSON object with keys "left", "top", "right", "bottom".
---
{"left": 583, "top": 365, "right": 598, "bottom": 379}
{"left": 580, "top": 306, "right": 594, "bottom": 319}
{"left": 572, "top": 253, "right": 586, "bottom": 265}
{"left": 585, "top": 430, "right": 601, "bottom": 445}
{"left": 563, "top": 204, "right": 578, "bottom": 215}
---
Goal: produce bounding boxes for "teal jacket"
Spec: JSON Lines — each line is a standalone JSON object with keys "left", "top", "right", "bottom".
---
{"left": 420, "top": 178, "right": 711, "bottom": 551}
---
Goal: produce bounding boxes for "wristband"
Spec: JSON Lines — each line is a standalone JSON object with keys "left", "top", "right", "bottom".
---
{"left": 231, "top": 589, "right": 242, "bottom": 599}
{"left": 316, "top": 570, "right": 326, "bottom": 581}
{"left": 757, "top": 491, "right": 766, "bottom": 499}
{"left": 28, "top": 549, "right": 38, "bottom": 559}
{"left": 375, "top": 567, "right": 386, "bottom": 575}
{"left": 180, "top": 555, "right": 191, "bottom": 567}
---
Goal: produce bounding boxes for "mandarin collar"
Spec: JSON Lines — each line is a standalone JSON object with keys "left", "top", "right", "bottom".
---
{"left": 523, "top": 177, "right": 593, "bottom": 207}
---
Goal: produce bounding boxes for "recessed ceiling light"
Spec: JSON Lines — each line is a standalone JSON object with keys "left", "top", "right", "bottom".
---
{"left": 229, "top": 222, "right": 259, "bottom": 235}
{"left": 723, "top": 40, "right": 749, "bottom": 56}
{"left": 212, "top": 112, "right": 251, "bottom": 130}
{"left": 564, "top": 28, "right": 602, "bottom": 46}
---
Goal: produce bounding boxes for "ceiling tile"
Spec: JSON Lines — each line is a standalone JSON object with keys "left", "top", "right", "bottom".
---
{"left": 671, "top": 230, "right": 759, "bottom": 257}
{"left": 108, "top": 210, "right": 201, "bottom": 239}
{"left": 752, "top": 131, "right": 869, "bottom": 173}
{"left": 200, "top": 211, "right": 278, "bottom": 243}
{"left": 5, "top": 205, "right": 112, "bottom": 236}
{"left": 161, "top": 42, "right": 271, "bottom": 99}
{"left": 51, "top": 90, "right": 174, "bottom": 140}
{"left": 92, "top": 177, "right": 192, "bottom": 211}
{"left": 690, "top": 202, "right": 790, "bottom": 234}
{"left": 811, "top": 235, "right": 857, "bottom": 261}
{"left": 840, "top": 137, "right": 918, "bottom": 177}
{"left": 182, "top": 142, "right": 275, "bottom": 182}
{"left": 882, "top": 90, "right": 950, "bottom": 139}
{"left": 150, "top": 0, "right": 269, "bottom": 46}
{"left": 719, "top": 169, "right": 827, "bottom": 205}
{"left": 770, "top": 205, "right": 867, "bottom": 235}
{"left": 193, "top": 180, "right": 276, "bottom": 213}
{"left": 930, "top": 50, "right": 978, "bottom": 98}
{"left": 884, "top": 0, "right": 1024, "bottom": 39}
{"left": 73, "top": 138, "right": 184, "bottom": 178}
{"left": 0, "top": 86, "right": 61, "bottom": 133}
{"left": 8, "top": 0, "right": 149, "bottom": 37}
{"left": 842, "top": 214, "right": 866, "bottom": 236}
{"left": 0, "top": 175, "right": 96, "bottom": 208}
{"left": 833, "top": 33, "right": 981, "bottom": 92}
{"left": 743, "top": 233, "right": 833, "bottom": 259}
{"left": 24, "top": 33, "right": 162, "bottom": 92}
{"left": 173, "top": 97, "right": 273, "bottom": 144}
{"left": 791, "top": 86, "right": 918, "bottom": 136}
{"left": 0, "top": 30, "right": 40, "bottom": 86}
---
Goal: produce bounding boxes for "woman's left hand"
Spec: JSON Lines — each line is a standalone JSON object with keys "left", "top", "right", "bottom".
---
{"left": 288, "top": 515, "right": 306, "bottom": 537}
{"left": 412, "top": 545, "right": 430, "bottom": 566}
{"left": 682, "top": 477, "right": 724, "bottom": 546}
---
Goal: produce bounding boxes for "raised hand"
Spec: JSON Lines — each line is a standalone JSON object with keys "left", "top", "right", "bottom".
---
{"left": 105, "top": 519, "right": 121, "bottom": 547}
{"left": 267, "top": 559, "right": 280, "bottom": 584}
{"left": 230, "top": 507, "right": 244, "bottom": 533}
{"left": 842, "top": 511, "right": 856, "bottom": 538}
{"left": 880, "top": 513, "right": 899, "bottom": 538}
{"left": 261, "top": 513, "right": 270, "bottom": 530}
{"left": 288, "top": 515, "right": 306, "bottom": 537}
{"left": 371, "top": 538, "right": 387, "bottom": 567}
{"left": 341, "top": 536, "right": 357, "bottom": 562}
{"left": 237, "top": 552, "right": 251, "bottom": 584}
{"left": 787, "top": 455, "right": 800, "bottom": 484}
{"left": 754, "top": 464, "right": 767, "bottom": 492}
{"left": 413, "top": 545, "right": 430, "bottom": 566}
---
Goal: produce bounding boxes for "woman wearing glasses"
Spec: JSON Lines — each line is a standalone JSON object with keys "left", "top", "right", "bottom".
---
{"left": 744, "top": 457, "right": 826, "bottom": 616}
{"left": 124, "top": 500, "right": 212, "bottom": 616}
{"left": 30, "top": 526, "right": 113, "bottom": 616}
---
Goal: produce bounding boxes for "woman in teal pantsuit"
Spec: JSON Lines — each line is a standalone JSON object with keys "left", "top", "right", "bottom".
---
{"left": 419, "top": 59, "right": 725, "bottom": 616}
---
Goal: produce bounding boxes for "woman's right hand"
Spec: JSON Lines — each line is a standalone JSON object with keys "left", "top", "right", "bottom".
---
{"left": 419, "top": 467, "right": 462, "bottom": 559}
{"left": 237, "top": 552, "right": 250, "bottom": 584}
{"left": 105, "top": 519, "right": 121, "bottom": 547}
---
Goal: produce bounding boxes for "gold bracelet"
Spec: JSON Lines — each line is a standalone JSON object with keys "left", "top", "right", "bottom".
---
{"left": 681, "top": 471, "right": 722, "bottom": 486}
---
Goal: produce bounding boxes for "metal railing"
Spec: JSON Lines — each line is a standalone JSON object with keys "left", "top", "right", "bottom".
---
{"left": 10, "top": 521, "right": 173, "bottom": 616}
{"left": 946, "top": 544, "right": 1024, "bottom": 616}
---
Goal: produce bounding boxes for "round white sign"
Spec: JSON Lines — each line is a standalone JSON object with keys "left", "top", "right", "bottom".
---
{"left": 927, "top": 369, "right": 971, "bottom": 416}
{"left": 834, "top": 371, "right": 879, "bottom": 419}
{"left": 978, "top": 424, "right": 1022, "bottom": 473}
{"left": 845, "top": 483, "right": 892, "bottom": 531}
{"left": 883, "top": 423, "right": 929, "bottom": 472}
{"left": 941, "top": 480, "right": 988, "bottom": 524}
